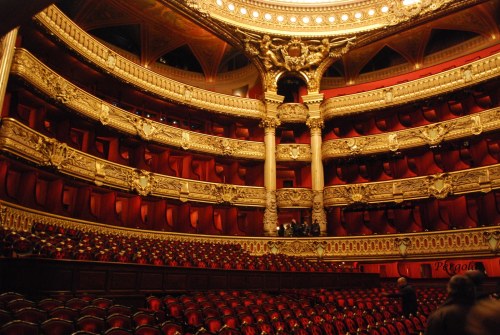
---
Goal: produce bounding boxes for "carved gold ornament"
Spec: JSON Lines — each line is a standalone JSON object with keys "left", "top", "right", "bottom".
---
{"left": 128, "top": 169, "right": 155, "bottom": 196}
{"left": 306, "top": 117, "right": 324, "bottom": 130}
{"left": 427, "top": 174, "right": 453, "bottom": 199}
{"left": 470, "top": 115, "right": 483, "bottom": 135}
{"left": 277, "top": 103, "right": 308, "bottom": 123}
{"left": 388, "top": 0, "right": 455, "bottom": 25}
{"left": 35, "top": 137, "right": 77, "bottom": 169}
{"left": 395, "top": 237, "right": 411, "bottom": 257}
{"left": 214, "top": 184, "right": 240, "bottom": 205}
{"left": 276, "top": 189, "right": 313, "bottom": 208}
{"left": 135, "top": 117, "right": 157, "bottom": 141}
{"left": 418, "top": 123, "right": 452, "bottom": 147}
{"left": 259, "top": 116, "right": 281, "bottom": 129}
{"left": 483, "top": 231, "right": 500, "bottom": 253}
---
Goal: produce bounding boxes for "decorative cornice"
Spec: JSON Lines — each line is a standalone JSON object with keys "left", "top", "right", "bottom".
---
{"left": 322, "top": 51, "right": 500, "bottom": 119}
{"left": 34, "top": 6, "right": 266, "bottom": 120}
{"left": 323, "top": 167, "right": 500, "bottom": 206}
{"left": 0, "top": 118, "right": 266, "bottom": 207}
{"left": 275, "top": 188, "right": 313, "bottom": 208}
{"left": 10, "top": 49, "right": 265, "bottom": 161}
{"left": 322, "top": 107, "right": 500, "bottom": 158}
{"left": 1, "top": 200, "right": 497, "bottom": 261}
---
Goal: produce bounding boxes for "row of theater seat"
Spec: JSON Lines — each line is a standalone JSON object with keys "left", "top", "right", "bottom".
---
{"left": 0, "top": 286, "right": 446, "bottom": 335}
{"left": 0, "top": 223, "right": 356, "bottom": 272}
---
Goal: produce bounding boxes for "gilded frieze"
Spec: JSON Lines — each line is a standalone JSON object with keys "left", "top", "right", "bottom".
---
{"left": 322, "top": 107, "right": 500, "bottom": 158}
{"left": 276, "top": 144, "right": 311, "bottom": 162}
{"left": 324, "top": 167, "right": 494, "bottom": 206}
{"left": 0, "top": 118, "right": 266, "bottom": 207}
{"left": 275, "top": 188, "right": 313, "bottom": 208}
{"left": 35, "top": 6, "right": 266, "bottom": 120}
{"left": 11, "top": 49, "right": 266, "bottom": 161}
{"left": 322, "top": 52, "right": 500, "bottom": 119}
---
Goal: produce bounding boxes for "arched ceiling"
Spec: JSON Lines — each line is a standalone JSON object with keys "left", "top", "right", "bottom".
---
{"left": 56, "top": 0, "right": 500, "bottom": 93}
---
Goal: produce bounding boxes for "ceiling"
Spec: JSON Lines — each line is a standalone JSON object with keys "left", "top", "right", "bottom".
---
{"left": 55, "top": 0, "right": 500, "bottom": 93}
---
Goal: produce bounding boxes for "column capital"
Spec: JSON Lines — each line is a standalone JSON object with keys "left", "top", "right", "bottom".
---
{"left": 301, "top": 92, "right": 324, "bottom": 106}
{"left": 260, "top": 116, "right": 281, "bottom": 130}
{"left": 306, "top": 117, "right": 324, "bottom": 130}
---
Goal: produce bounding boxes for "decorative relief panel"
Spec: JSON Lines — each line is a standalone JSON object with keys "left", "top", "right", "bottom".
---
{"left": 276, "top": 144, "right": 311, "bottom": 162}
{"left": 11, "top": 49, "right": 265, "bottom": 161}
{"left": 0, "top": 118, "right": 266, "bottom": 207}
{"left": 322, "top": 52, "right": 500, "bottom": 119}
{"left": 0, "top": 200, "right": 497, "bottom": 261}
{"left": 35, "top": 6, "right": 266, "bottom": 119}
{"left": 322, "top": 107, "right": 500, "bottom": 158}
{"left": 275, "top": 188, "right": 313, "bottom": 208}
{"left": 277, "top": 103, "right": 308, "bottom": 123}
{"left": 324, "top": 167, "right": 495, "bottom": 206}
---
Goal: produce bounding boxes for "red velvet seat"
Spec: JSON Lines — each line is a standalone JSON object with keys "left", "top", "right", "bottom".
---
{"left": 240, "top": 324, "right": 259, "bottom": 335}
{"left": 104, "top": 328, "right": 133, "bottom": 335}
{"left": 80, "top": 305, "right": 106, "bottom": 318}
{"left": 0, "top": 320, "right": 39, "bottom": 335}
{"left": 160, "top": 321, "right": 183, "bottom": 335}
{"left": 132, "top": 311, "right": 156, "bottom": 326}
{"left": 41, "top": 318, "right": 75, "bottom": 335}
{"left": 204, "top": 316, "right": 223, "bottom": 333}
{"left": 50, "top": 306, "right": 79, "bottom": 320}
{"left": 76, "top": 315, "right": 106, "bottom": 333}
{"left": 0, "top": 292, "right": 24, "bottom": 306}
{"left": 66, "top": 298, "right": 89, "bottom": 311}
{"left": 107, "top": 313, "right": 132, "bottom": 329}
{"left": 134, "top": 325, "right": 162, "bottom": 335}
{"left": 108, "top": 305, "right": 132, "bottom": 316}
{"left": 92, "top": 297, "right": 113, "bottom": 309}
{"left": 6, "top": 299, "right": 36, "bottom": 312}
{"left": 38, "top": 298, "right": 63, "bottom": 312}
{"left": 14, "top": 307, "right": 47, "bottom": 324}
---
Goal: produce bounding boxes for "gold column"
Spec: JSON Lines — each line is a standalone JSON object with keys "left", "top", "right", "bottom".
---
{"left": 260, "top": 92, "right": 283, "bottom": 236}
{"left": 0, "top": 29, "right": 18, "bottom": 111}
{"left": 304, "top": 93, "right": 327, "bottom": 235}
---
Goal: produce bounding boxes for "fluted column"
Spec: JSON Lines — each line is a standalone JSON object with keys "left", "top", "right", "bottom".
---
{"left": 0, "top": 28, "right": 18, "bottom": 111}
{"left": 260, "top": 92, "right": 283, "bottom": 236}
{"left": 304, "top": 93, "right": 327, "bottom": 236}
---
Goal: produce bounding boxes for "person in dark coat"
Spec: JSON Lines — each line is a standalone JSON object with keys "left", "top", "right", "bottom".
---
{"left": 384, "top": 277, "right": 418, "bottom": 317}
{"left": 425, "top": 274, "right": 476, "bottom": 335}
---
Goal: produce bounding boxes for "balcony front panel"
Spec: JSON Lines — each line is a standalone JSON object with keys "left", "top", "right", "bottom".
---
{"left": 0, "top": 118, "right": 266, "bottom": 207}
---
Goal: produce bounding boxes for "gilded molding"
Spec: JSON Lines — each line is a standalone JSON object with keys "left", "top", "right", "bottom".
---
{"left": 306, "top": 117, "right": 324, "bottom": 130}
{"left": 276, "top": 144, "right": 311, "bottom": 162}
{"left": 0, "top": 118, "right": 266, "bottom": 207}
{"left": 322, "top": 51, "right": 500, "bottom": 119}
{"left": 10, "top": 49, "right": 266, "bottom": 161}
{"left": 277, "top": 103, "right": 308, "bottom": 123}
{"left": 0, "top": 200, "right": 497, "bottom": 261}
{"left": 275, "top": 188, "right": 313, "bottom": 208}
{"left": 324, "top": 167, "right": 499, "bottom": 206}
{"left": 183, "top": 0, "right": 462, "bottom": 36}
{"left": 322, "top": 107, "right": 500, "bottom": 158}
{"left": 35, "top": 6, "right": 266, "bottom": 120}
{"left": 259, "top": 116, "right": 281, "bottom": 129}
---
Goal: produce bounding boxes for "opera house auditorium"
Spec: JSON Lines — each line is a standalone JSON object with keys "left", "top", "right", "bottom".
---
{"left": 0, "top": 0, "right": 499, "bottom": 334}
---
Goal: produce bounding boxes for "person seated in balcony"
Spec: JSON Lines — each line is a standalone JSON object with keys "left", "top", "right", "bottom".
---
{"left": 277, "top": 223, "right": 285, "bottom": 237}
{"left": 311, "top": 220, "right": 320, "bottom": 237}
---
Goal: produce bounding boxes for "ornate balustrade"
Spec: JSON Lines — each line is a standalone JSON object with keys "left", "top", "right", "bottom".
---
{"left": 324, "top": 168, "right": 500, "bottom": 206}
{"left": 0, "top": 118, "right": 266, "bottom": 207}
{"left": 1, "top": 200, "right": 498, "bottom": 261}
{"left": 35, "top": 6, "right": 266, "bottom": 120}
{"left": 322, "top": 107, "right": 500, "bottom": 158}
{"left": 11, "top": 48, "right": 266, "bottom": 160}
{"left": 276, "top": 188, "right": 314, "bottom": 208}
{"left": 322, "top": 52, "right": 500, "bottom": 119}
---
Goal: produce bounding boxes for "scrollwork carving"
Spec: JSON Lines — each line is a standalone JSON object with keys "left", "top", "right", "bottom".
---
{"left": 276, "top": 189, "right": 313, "bottom": 207}
{"left": 259, "top": 116, "right": 281, "bottom": 129}
{"left": 277, "top": 103, "right": 308, "bottom": 122}
{"left": 213, "top": 184, "right": 241, "bottom": 205}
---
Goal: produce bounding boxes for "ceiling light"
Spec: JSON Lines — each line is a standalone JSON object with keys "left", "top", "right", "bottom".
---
{"left": 341, "top": 14, "right": 349, "bottom": 21}
{"left": 240, "top": 8, "right": 247, "bottom": 15}
{"left": 290, "top": 16, "right": 297, "bottom": 23}
{"left": 302, "top": 17, "right": 310, "bottom": 24}
{"left": 264, "top": 13, "right": 272, "bottom": 20}
{"left": 403, "top": 0, "right": 421, "bottom": 5}
{"left": 354, "top": 12, "right": 362, "bottom": 19}
{"left": 252, "top": 11, "right": 259, "bottom": 18}
{"left": 228, "top": 4, "right": 235, "bottom": 11}
{"left": 368, "top": 9, "right": 375, "bottom": 16}
{"left": 277, "top": 15, "right": 284, "bottom": 22}
{"left": 381, "top": 6, "right": 389, "bottom": 13}
{"left": 216, "top": 0, "right": 223, "bottom": 7}
{"left": 328, "top": 16, "right": 335, "bottom": 23}
{"left": 315, "top": 17, "right": 323, "bottom": 24}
